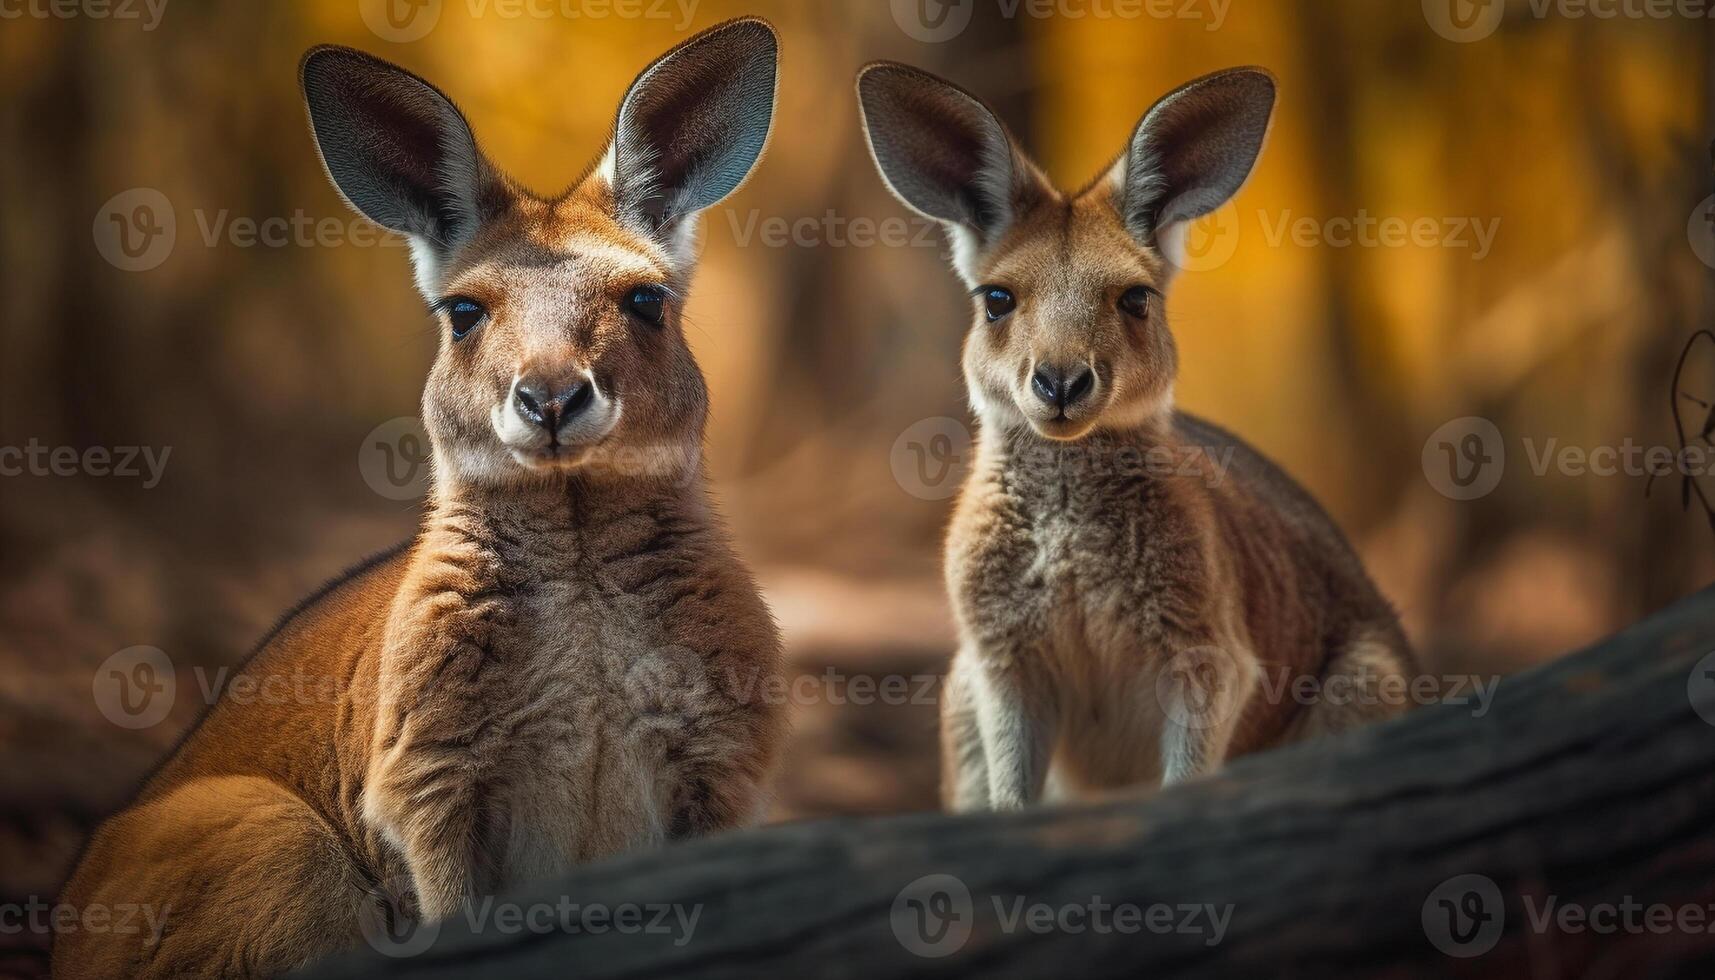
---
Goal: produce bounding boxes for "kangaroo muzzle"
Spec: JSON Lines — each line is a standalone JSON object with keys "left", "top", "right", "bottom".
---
{"left": 494, "top": 368, "right": 620, "bottom": 462}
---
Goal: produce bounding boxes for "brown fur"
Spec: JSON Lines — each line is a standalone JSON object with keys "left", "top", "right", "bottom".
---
{"left": 56, "top": 21, "right": 784, "bottom": 978}
{"left": 857, "top": 63, "right": 1418, "bottom": 810}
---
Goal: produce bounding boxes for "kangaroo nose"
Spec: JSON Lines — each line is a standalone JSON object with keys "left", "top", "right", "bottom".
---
{"left": 513, "top": 376, "right": 594, "bottom": 433}
{"left": 1030, "top": 364, "right": 1096, "bottom": 410}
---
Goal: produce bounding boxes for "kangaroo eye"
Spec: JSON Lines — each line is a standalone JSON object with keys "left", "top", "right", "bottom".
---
{"left": 440, "top": 297, "right": 487, "bottom": 340}
{"left": 1119, "top": 286, "right": 1156, "bottom": 319}
{"left": 626, "top": 285, "right": 666, "bottom": 326}
{"left": 982, "top": 287, "right": 1016, "bottom": 323}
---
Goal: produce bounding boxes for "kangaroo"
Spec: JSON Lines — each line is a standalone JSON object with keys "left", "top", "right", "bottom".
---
{"left": 856, "top": 63, "right": 1418, "bottom": 811}
{"left": 56, "top": 19, "right": 784, "bottom": 978}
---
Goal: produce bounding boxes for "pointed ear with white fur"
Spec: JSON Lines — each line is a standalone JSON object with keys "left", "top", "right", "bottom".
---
{"left": 606, "top": 17, "right": 779, "bottom": 264}
{"left": 856, "top": 62, "right": 1047, "bottom": 281}
{"left": 299, "top": 45, "right": 502, "bottom": 294}
{"left": 1111, "top": 67, "right": 1275, "bottom": 267}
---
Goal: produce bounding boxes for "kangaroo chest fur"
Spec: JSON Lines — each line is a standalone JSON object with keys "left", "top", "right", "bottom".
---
{"left": 947, "top": 430, "right": 1229, "bottom": 788}
{"left": 953, "top": 433, "right": 1215, "bottom": 650}
{"left": 365, "top": 488, "right": 771, "bottom": 890}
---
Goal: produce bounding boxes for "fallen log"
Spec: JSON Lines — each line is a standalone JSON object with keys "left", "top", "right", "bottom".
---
{"left": 304, "top": 586, "right": 1715, "bottom": 978}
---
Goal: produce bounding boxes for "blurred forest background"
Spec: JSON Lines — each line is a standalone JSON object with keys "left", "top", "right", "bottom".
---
{"left": 2, "top": 0, "right": 1713, "bottom": 971}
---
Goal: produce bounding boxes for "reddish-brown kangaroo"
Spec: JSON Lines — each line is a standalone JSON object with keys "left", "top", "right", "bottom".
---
{"left": 57, "top": 18, "right": 785, "bottom": 978}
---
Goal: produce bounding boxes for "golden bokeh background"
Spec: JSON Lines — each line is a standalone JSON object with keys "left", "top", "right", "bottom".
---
{"left": 1, "top": 1, "right": 1712, "bottom": 966}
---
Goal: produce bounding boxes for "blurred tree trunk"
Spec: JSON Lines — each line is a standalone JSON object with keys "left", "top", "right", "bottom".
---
{"left": 1570, "top": 23, "right": 1713, "bottom": 618}
{"left": 1290, "top": 2, "right": 1416, "bottom": 532}
{"left": 739, "top": 6, "right": 1039, "bottom": 475}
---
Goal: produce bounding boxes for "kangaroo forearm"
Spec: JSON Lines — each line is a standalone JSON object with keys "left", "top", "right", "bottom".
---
{"left": 667, "top": 700, "right": 784, "bottom": 837}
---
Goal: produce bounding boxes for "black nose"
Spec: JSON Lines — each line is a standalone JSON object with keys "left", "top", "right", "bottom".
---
{"left": 1030, "top": 364, "right": 1096, "bottom": 410}
{"left": 513, "top": 376, "right": 594, "bottom": 432}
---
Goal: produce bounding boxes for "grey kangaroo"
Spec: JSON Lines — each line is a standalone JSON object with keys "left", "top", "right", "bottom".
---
{"left": 856, "top": 62, "right": 1419, "bottom": 810}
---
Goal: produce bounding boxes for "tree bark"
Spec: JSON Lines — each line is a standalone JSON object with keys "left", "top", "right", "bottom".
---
{"left": 304, "top": 587, "right": 1715, "bottom": 979}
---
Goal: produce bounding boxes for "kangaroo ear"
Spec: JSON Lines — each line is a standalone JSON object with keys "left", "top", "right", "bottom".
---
{"left": 608, "top": 17, "right": 779, "bottom": 249}
{"left": 1113, "top": 67, "right": 1275, "bottom": 257}
{"left": 856, "top": 62, "right": 1044, "bottom": 268}
{"left": 300, "top": 46, "right": 499, "bottom": 290}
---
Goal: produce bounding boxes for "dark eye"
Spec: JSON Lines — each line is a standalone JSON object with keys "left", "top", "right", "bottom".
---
{"left": 626, "top": 285, "right": 666, "bottom": 326}
{"left": 982, "top": 287, "right": 1016, "bottom": 323}
{"left": 442, "top": 297, "right": 486, "bottom": 340}
{"left": 1119, "top": 286, "right": 1156, "bottom": 319}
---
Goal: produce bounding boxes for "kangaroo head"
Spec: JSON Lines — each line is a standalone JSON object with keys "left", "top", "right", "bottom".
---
{"left": 300, "top": 18, "right": 777, "bottom": 488}
{"left": 857, "top": 64, "right": 1273, "bottom": 441}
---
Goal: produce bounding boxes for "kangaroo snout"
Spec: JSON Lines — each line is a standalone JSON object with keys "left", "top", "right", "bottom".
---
{"left": 513, "top": 374, "right": 595, "bottom": 433}
{"left": 1030, "top": 362, "right": 1096, "bottom": 412}
{"left": 494, "top": 366, "right": 619, "bottom": 463}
